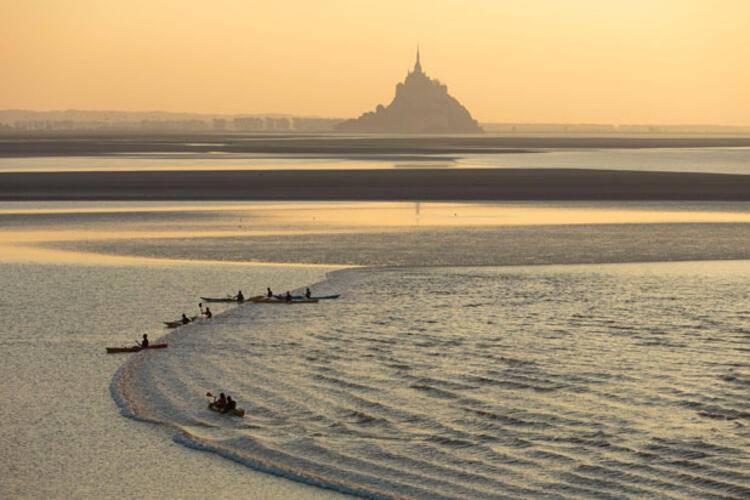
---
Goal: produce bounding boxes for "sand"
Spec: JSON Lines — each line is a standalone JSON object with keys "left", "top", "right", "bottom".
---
{"left": 2, "top": 168, "right": 750, "bottom": 201}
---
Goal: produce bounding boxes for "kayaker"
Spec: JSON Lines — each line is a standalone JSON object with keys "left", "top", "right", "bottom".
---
{"left": 236, "top": 290, "right": 244, "bottom": 303}
{"left": 181, "top": 313, "right": 190, "bottom": 325}
{"left": 267, "top": 287, "right": 273, "bottom": 298}
{"left": 285, "top": 291, "right": 292, "bottom": 302}
{"left": 305, "top": 288, "right": 312, "bottom": 299}
{"left": 139, "top": 334, "right": 149, "bottom": 348}
{"left": 215, "top": 392, "right": 227, "bottom": 410}
{"left": 204, "top": 307, "right": 212, "bottom": 319}
{"left": 224, "top": 395, "right": 237, "bottom": 413}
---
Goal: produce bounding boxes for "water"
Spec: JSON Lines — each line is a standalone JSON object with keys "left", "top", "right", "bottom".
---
{"left": 459, "top": 147, "right": 750, "bottom": 175}
{"left": 114, "top": 262, "right": 750, "bottom": 498}
{"left": 5, "top": 200, "right": 750, "bottom": 269}
{"left": 3, "top": 199, "right": 750, "bottom": 498}
{"left": 2, "top": 147, "right": 750, "bottom": 175}
{"left": 0, "top": 260, "right": 339, "bottom": 499}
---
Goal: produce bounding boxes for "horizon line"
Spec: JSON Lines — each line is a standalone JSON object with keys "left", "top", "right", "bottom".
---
{"left": 2, "top": 108, "right": 750, "bottom": 129}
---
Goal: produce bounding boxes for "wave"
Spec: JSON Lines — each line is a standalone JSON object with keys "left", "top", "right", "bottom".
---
{"left": 111, "top": 263, "right": 750, "bottom": 498}
{"left": 111, "top": 269, "right": 411, "bottom": 499}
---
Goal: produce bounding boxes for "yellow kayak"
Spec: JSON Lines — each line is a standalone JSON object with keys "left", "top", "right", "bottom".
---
{"left": 252, "top": 298, "right": 319, "bottom": 304}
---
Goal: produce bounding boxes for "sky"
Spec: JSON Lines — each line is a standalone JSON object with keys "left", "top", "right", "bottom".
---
{"left": 1, "top": 0, "right": 749, "bottom": 124}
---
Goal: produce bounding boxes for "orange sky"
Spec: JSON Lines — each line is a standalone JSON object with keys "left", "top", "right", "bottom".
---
{"left": 1, "top": 0, "right": 749, "bottom": 124}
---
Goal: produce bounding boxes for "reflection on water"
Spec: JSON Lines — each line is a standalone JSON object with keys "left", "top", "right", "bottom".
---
{"left": 0, "top": 244, "right": 343, "bottom": 268}
{"left": 460, "top": 147, "right": 750, "bottom": 175}
{"left": 3, "top": 200, "right": 750, "bottom": 229}
{"left": 2, "top": 147, "right": 750, "bottom": 174}
{"left": 0, "top": 155, "right": 456, "bottom": 173}
{"left": 3, "top": 201, "right": 750, "bottom": 267}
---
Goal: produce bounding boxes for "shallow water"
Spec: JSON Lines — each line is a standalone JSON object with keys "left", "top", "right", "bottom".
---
{"left": 3, "top": 200, "right": 750, "bottom": 499}
{"left": 2, "top": 147, "right": 750, "bottom": 175}
{"left": 5, "top": 200, "right": 750, "bottom": 269}
{"left": 115, "top": 262, "right": 750, "bottom": 498}
{"left": 0, "top": 260, "right": 340, "bottom": 499}
{"left": 459, "top": 147, "right": 750, "bottom": 175}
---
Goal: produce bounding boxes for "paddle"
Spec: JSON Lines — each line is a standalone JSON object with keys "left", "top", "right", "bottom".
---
{"left": 206, "top": 391, "right": 218, "bottom": 410}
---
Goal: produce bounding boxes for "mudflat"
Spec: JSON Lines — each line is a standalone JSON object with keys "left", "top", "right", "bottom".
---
{"left": 2, "top": 168, "right": 750, "bottom": 201}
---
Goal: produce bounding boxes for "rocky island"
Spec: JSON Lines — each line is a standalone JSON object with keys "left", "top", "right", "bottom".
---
{"left": 336, "top": 49, "right": 483, "bottom": 134}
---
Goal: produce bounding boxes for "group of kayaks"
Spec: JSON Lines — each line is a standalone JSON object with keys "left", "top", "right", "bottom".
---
{"left": 199, "top": 294, "right": 340, "bottom": 304}
{"left": 162, "top": 292, "right": 340, "bottom": 328}
{"left": 105, "top": 287, "right": 339, "bottom": 417}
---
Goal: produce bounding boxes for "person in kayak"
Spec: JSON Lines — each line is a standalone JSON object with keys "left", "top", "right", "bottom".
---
{"left": 223, "top": 395, "right": 237, "bottom": 413}
{"left": 285, "top": 291, "right": 292, "bottom": 302}
{"left": 181, "top": 313, "right": 190, "bottom": 325}
{"left": 139, "top": 334, "right": 149, "bottom": 348}
{"left": 236, "top": 290, "right": 244, "bottom": 303}
{"left": 204, "top": 307, "right": 212, "bottom": 319}
{"left": 267, "top": 287, "right": 273, "bottom": 298}
{"left": 305, "top": 288, "right": 312, "bottom": 299}
{"left": 215, "top": 393, "right": 227, "bottom": 410}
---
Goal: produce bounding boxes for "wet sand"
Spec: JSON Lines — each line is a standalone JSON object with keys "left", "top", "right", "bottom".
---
{"left": 3, "top": 168, "right": 750, "bottom": 201}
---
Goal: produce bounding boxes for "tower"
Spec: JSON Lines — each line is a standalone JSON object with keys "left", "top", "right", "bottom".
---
{"left": 414, "top": 45, "right": 423, "bottom": 74}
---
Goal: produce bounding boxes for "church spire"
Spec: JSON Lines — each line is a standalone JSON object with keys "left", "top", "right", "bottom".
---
{"left": 414, "top": 45, "right": 423, "bottom": 73}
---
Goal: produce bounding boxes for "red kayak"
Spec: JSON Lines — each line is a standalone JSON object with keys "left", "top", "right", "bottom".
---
{"left": 106, "top": 343, "right": 168, "bottom": 354}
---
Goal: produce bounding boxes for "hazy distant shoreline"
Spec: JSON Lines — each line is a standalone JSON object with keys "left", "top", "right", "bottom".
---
{"left": 3, "top": 110, "right": 750, "bottom": 136}
{"left": 4, "top": 168, "right": 750, "bottom": 201}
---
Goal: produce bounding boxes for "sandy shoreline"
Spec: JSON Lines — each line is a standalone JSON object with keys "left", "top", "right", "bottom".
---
{"left": 3, "top": 168, "right": 750, "bottom": 201}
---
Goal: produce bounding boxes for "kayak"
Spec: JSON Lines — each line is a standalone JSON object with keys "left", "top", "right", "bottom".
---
{"left": 200, "top": 295, "right": 263, "bottom": 303}
{"left": 164, "top": 315, "right": 199, "bottom": 328}
{"left": 254, "top": 298, "right": 319, "bottom": 304}
{"left": 106, "top": 343, "right": 168, "bottom": 354}
{"left": 285, "top": 294, "right": 340, "bottom": 301}
{"left": 200, "top": 296, "right": 240, "bottom": 303}
{"left": 208, "top": 402, "right": 245, "bottom": 417}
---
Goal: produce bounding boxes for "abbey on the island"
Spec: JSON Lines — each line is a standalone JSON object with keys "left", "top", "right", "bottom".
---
{"left": 335, "top": 49, "right": 483, "bottom": 134}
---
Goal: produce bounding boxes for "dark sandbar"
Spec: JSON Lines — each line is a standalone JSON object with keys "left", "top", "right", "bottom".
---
{"left": 3, "top": 133, "right": 750, "bottom": 157}
{"left": 2, "top": 168, "right": 750, "bottom": 201}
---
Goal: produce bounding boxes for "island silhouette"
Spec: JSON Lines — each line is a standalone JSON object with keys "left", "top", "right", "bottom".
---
{"left": 336, "top": 48, "right": 483, "bottom": 134}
